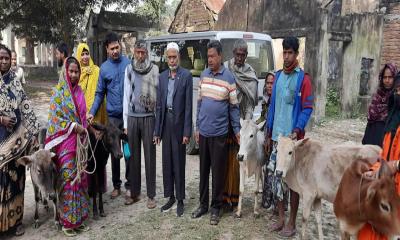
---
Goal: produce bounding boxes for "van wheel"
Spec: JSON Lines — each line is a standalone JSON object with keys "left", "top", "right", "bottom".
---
{"left": 186, "top": 134, "right": 199, "bottom": 155}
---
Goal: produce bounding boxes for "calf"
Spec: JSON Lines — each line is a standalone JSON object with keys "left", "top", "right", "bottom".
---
{"left": 89, "top": 122, "right": 128, "bottom": 219}
{"left": 236, "top": 120, "right": 266, "bottom": 218}
{"left": 334, "top": 158, "right": 400, "bottom": 239}
{"left": 17, "top": 149, "right": 59, "bottom": 229}
{"left": 276, "top": 136, "right": 381, "bottom": 240}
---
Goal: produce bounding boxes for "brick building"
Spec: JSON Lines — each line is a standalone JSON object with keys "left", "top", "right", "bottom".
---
{"left": 169, "top": 0, "right": 225, "bottom": 33}
{"left": 380, "top": 1, "right": 400, "bottom": 67}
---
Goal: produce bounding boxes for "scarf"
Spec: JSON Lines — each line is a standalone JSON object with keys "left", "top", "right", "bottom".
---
{"left": 283, "top": 59, "right": 299, "bottom": 74}
{"left": 367, "top": 88, "right": 392, "bottom": 122}
{"left": 384, "top": 93, "right": 400, "bottom": 134}
{"left": 45, "top": 57, "right": 84, "bottom": 149}
{"left": 76, "top": 43, "right": 107, "bottom": 125}
{"left": 129, "top": 58, "right": 158, "bottom": 112}
{"left": 226, "top": 58, "right": 258, "bottom": 114}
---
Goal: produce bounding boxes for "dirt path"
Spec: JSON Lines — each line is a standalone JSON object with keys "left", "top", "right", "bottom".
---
{"left": 2, "top": 84, "right": 367, "bottom": 240}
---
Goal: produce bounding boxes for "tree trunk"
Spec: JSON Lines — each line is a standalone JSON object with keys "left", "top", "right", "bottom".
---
{"left": 25, "top": 37, "right": 35, "bottom": 64}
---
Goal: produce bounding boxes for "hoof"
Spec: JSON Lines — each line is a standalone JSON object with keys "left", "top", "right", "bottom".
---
{"left": 93, "top": 213, "right": 99, "bottom": 220}
{"left": 33, "top": 220, "right": 39, "bottom": 229}
{"left": 234, "top": 212, "right": 242, "bottom": 218}
{"left": 55, "top": 222, "right": 61, "bottom": 231}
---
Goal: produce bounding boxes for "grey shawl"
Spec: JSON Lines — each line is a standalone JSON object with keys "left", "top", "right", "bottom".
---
{"left": 225, "top": 58, "right": 258, "bottom": 119}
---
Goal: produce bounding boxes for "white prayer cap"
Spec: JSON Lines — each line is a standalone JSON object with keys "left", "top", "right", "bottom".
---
{"left": 166, "top": 42, "right": 179, "bottom": 53}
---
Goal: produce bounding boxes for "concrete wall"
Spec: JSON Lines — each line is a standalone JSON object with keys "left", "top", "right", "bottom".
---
{"left": 341, "top": 0, "right": 380, "bottom": 15}
{"left": 341, "top": 13, "right": 384, "bottom": 117}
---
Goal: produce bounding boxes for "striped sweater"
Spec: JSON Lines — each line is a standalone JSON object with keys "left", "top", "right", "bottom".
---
{"left": 196, "top": 66, "right": 240, "bottom": 137}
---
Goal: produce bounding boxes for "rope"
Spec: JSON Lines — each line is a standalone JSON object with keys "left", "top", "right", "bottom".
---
{"left": 71, "top": 129, "right": 99, "bottom": 186}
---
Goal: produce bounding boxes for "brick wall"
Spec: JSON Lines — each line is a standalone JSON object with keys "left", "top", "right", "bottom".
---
{"left": 381, "top": 2, "right": 400, "bottom": 68}
{"left": 169, "top": 0, "right": 215, "bottom": 33}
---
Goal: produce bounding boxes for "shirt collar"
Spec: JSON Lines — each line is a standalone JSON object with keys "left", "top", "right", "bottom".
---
{"left": 208, "top": 65, "right": 225, "bottom": 76}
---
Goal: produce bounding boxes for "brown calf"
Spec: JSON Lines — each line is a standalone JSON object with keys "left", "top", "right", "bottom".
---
{"left": 334, "top": 158, "right": 400, "bottom": 239}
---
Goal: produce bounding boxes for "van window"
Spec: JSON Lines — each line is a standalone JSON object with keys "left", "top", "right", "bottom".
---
{"left": 149, "top": 39, "right": 209, "bottom": 77}
{"left": 220, "top": 39, "right": 274, "bottom": 79}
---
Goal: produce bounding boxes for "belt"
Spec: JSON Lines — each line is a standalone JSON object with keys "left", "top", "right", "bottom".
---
{"left": 167, "top": 107, "right": 173, "bottom": 113}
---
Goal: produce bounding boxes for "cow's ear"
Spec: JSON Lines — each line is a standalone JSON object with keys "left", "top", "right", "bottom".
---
{"left": 17, "top": 155, "right": 33, "bottom": 167}
{"left": 257, "top": 120, "right": 265, "bottom": 130}
{"left": 367, "top": 186, "right": 376, "bottom": 202}
{"left": 296, "top": 138, "right": 310, "bottom": 148}
{"left": 378, "top": 159, "right": 393, "bottom": 178}
{"left": 50, "top": 152, "right": 57, "bottom": 161}
{"left": 91, "top": 122, "right": 106, "bottom": 131}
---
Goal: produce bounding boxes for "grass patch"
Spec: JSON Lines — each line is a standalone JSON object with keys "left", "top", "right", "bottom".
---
{"left": 325, "top": 87, "right": 341, "bottom": 119}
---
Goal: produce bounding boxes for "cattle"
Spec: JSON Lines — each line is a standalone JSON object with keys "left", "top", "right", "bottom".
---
{"left": 89, "top": 122, "right": 128, "bottom": 219}
{"left": 275, "top": 136, "right": 381, "bottom": 240}
{"left": 17, "top": 149, "right": 59, "bottom": 229}
{"left": 334, "top": 158, "right": 400, "bottom": 239}
{"left": 236, "top": 119, "right": 266, "bottom": 218}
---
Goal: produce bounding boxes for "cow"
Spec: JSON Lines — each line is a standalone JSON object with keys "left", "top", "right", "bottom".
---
{"left": 275, "top": 136, "right": 381, "bottom": 240}
{"left": 89, "top": 122, "right": 128, "bottom": 219}
{"left": 17, "top": 149, "right": 59, "bottom": 229}
{"left": 236, "top": 119, "right": 266, "bottom": 218}
{"left": 334, "top": 158, "right": 400, "bottom": 239}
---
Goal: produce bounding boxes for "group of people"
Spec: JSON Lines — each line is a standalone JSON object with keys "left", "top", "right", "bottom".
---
{"left": 15, "top": 30, "right": 400, "bottom": 238}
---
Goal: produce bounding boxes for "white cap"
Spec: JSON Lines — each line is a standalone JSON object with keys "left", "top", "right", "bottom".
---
{"left": 166, "top": 42, "right": 179, "bottom": 53}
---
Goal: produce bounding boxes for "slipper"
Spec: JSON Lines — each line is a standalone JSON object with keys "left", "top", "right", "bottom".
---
{"left": 279, "top": 228, "right": 297, "bottom": 238}
{"left": 75, "top": 223, "right": 90, "bottom": 232}
{"left": 268, "top": 222, "right": 284, "bottom": 232}
{"left": 62, "top": 227, "right": 77, "bottom": 237}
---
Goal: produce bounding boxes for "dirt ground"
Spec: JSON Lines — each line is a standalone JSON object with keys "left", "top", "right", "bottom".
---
{"left": 2, "top": 81, "right": 368, "bottom": 240}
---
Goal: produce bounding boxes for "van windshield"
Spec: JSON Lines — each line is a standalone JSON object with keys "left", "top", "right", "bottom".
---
{"left": 220, "top": 39, "right": 274, "bottom": 79}
{"left": 149, "top": 38, "right": 274, "bottom": 78}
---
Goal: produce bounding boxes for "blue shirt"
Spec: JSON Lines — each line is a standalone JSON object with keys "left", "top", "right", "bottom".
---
{"left": 272, "top": 67, "right": 300, "bottom": 141}
{"left": 196, "top": 66, "right": 240, "bottom": 137}
{"left": 90, "top": 55, "right": 130, "bottom": 118}
{"left": 167, "top": 75, "right": 175, "bottom": 108}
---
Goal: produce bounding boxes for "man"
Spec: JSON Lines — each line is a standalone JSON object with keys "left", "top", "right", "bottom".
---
{"left": 154, "top": 42, "right": 192, "bottom": 217}
{"left": 191, "top": 40, "right": 240, "bottom": 225}
{"left": 123, "top": 40, "right": 159, "bottom": 208}
{"left": 265, "top": 36, "right": 313, "bottom": 237}
{"left": 88, "top": 32, "right": 131, "bottom": 199}
{"left": 222, "top": 40, "right": 258, "bottom": 209}
{"left": 55, "top": 42, "right": 68, "bottom": 68}
{"left": 225, "top": 39, "right": 258, "bottom": 120}
{"left": 11, "top": 50, "right": 26, "bottom": 86}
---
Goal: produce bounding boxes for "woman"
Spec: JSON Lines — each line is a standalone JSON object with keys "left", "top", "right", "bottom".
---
{"left": 44, "top": 57, "right": 89, "bottom": 237}
{"left": 362, "top": 63, "right": 396, "bottom": 147}
{"left": 358, "top": 73, "right": 400, "bottom": 240}
{"left": 259, "top": 72, "right": 275, "bottom": 209}
{"left": 76, "top": 43, "right": 109, "bottom": 217}
{"left": 0, "top": 44, "right": 39, "bottom": 236}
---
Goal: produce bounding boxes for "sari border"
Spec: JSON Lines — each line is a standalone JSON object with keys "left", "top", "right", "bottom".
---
{"left": 44, "top": 122, "right": 76, "bottom": 150}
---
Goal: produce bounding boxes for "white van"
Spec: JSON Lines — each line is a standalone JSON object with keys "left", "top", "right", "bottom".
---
{"left": 146, "top": 31, "right": 275, "bottom": 154}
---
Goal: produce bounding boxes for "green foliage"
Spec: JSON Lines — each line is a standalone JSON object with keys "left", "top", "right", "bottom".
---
{"left": 325, "top": 87, "right": 341, "bottom": 118}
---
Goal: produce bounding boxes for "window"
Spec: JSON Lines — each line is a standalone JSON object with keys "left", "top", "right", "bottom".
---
{"left": 150, "top": 39, "right": 209, "bottom": 77}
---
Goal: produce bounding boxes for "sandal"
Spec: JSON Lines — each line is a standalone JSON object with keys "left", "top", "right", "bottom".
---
{"left": 75, "top": 223, "right": 90, "bottom": 232}
{"left": 62, "top": 227, "right": 77, "bottom": 237}
{"left": 279, "top": 228, "right": 297, "bottom": 238}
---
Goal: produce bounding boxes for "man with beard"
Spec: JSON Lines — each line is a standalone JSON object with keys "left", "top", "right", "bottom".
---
{"left": 55, "top": 42, "right": 68, "bottom": 68}
{"left": 11, "top": 50, "right": 26, "bottom": 86}
{"left": 265, "top": 36, "right": 313, "bottom": 237}
{"left": 123, "top": 39, "right": 159, "bottom": 208}
{"left": 225, "top": 39, "right": 258, "bottom": 120}
{"left": 154, "top": 42, "right": 192, "bottom": 217}
{"left": 88, "top": 32, "right": 131, "bottom": 199}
